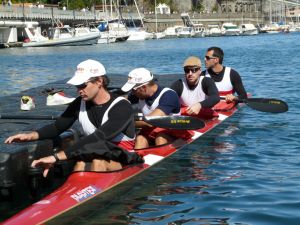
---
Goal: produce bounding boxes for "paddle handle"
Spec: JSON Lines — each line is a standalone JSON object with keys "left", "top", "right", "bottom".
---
{"left": 134, "top": 113, "right": 145, "bottom": 121}
{"left": 220, "top": 96, "right": 243, "bottom": 102}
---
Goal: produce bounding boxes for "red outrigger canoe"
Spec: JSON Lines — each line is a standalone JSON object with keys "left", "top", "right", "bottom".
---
{"left": 2, "top": 103, "right": 242, "bottom": 225}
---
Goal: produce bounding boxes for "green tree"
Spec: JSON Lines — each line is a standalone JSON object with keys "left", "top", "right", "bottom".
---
{"left": 192, "top": 0, "right": 204, "bottom": 12}
{"left": 69, "top": 0, "right": 85, "bottom": 9}
{"left": 212, "top": 2, "right": 219, "bottom": 13}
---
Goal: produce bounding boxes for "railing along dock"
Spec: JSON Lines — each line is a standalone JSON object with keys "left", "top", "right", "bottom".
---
{"left": 0, "top": 5, "right": 107, "bottom": 22}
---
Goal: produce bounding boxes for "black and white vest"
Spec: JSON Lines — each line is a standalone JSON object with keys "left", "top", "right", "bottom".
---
{"left": 206, "top": 67, "right": 234, "bottom": 96}
{"left": 139, "top": 87, "right": 178, "bottom": 115}
{"left": 180, "top": 77, "right": 206, "bottom": 107}
{"left": 78, "top": 97, "right": 134, "bottom": 142}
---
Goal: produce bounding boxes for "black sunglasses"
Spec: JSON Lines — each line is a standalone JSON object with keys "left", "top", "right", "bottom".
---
{"left": 184, "top": 67, "right": 200, "bottom": 73}
{"left": 75, "top": 83, "right": 88, "bottom": 89}
{"left": 75, "top": 77, "right": 98, "bottom": 89}
{"left": 205, "top": 55, "right": 217, "bottom": 60}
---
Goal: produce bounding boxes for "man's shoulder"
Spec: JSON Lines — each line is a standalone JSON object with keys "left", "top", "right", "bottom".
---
{"left": 68, "top": 96, "right": 82, "bottom": 108}
{"left": 171, "top": 79, "right": 183, "bottom": 84}
{"left": 227, "top": 67, "right": 239, "bottom": 75}
{"left": 202, "top": 75, "right": 214, "bottom": 82}
{"left": 109, "top": 96, "right": 133, "bottom": 114}
{"left": 161, "top": 87, "right": 179, "bottom": 100}
{"left": 163, "top": 87, "right": 178, "bottom": 94}
{"left": 170, "top": 79, "right": 183, "bottom": 88}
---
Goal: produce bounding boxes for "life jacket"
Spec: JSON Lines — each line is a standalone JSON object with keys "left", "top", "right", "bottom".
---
{"left": 180, "top": 78, "right": 218, "bottom": 119}
{"left": 180, "top": 77, "right": 206, "bottom": 107}
{"left": 206, "top": 67, "right": 236, "bottom": 111}
{"left": 138, "top": 88, "right": 193, "bottom": 140}
{"left": 78, "top": 97, "right": 134, "bottom": 150}
{"left": 206, "top": 67, "right": 234, "bottom": 96}
{"left": 139, "top": 87, "right": 179, "bottom": 115}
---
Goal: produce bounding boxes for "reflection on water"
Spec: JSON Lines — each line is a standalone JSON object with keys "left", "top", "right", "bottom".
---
{"left": 124, "top": 135, "right": 238, "bottom": 225}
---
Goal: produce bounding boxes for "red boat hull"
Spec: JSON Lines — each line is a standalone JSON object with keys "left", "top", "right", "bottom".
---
{"left": 2, "top": 104, "right": 241, "bottom": 225}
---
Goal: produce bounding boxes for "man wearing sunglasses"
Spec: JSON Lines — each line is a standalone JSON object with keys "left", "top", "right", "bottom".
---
{"left": 171, "top": 56, "right": 220, "bottom": 119}
{"left": 204, "top": 46, "right": 247, "bottom": 110}
{"left": 5, "top": 59, "right": 143, "bottom": 176}
{"left": 121, "top": 68, "right": 180, "bottom": 149}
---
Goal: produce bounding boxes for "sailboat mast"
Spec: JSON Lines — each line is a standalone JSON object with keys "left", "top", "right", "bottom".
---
{"left": 133, "top": 0, "right": 145, "bottom": 28}
{"left": 284, "top": 0, "right": 286, "bottom": 25}
{"left": 296, "top": 0, "right": 299, "bottom": 25}
{"left": 103, "top": 0, "right": 107, "bottom": 18}
{"left": 270, "top": 0, "right": 272, "bottom": 24}
{"left": 155, "top": 0, "right": 157, "bottom": 33}
{"left": 110, "top": 0, "right": 113, "bottom": 18}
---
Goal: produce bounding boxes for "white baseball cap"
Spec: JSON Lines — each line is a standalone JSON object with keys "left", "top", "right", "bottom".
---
{"left": 121, "top": 68, "right": 154, "bottom": 92}
{"left": 67, "top": 59, "right": 106, "bottom": 85}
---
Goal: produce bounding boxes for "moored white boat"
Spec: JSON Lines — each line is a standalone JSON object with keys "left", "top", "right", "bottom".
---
{"left": 193, "top": 24, "right": 206, "bottom": 37}
{"left": 163, "top": 26, "right": 181, "bottom": 39}
{"left": 239, "top": 23, "right": 258, "bottom": 35}
{"left": 96, "top": 32, "right": 117, "bottom": 44}
{"left": 262, "top": 23, "right": 280, "bottom": 34}
{"left": 95, "top": 21, "right": 130, "bottom": 44}
{"left": 127, "top": 27, "right": 153, "bottom": 41}
{"left": 153, "top": 32, "right": 166, "bottom": 39}
{"left": 288, "top": 22, "right": 300, "bottom": 32}
{"left": 177, "top": 26, "right": 195, "bottom": 38}
{"left": 205, "top": 24, "right": 222, "bottom": 37}
{"left": 23, "top": 25, "right": 100, "bottom": 47}
{"left": 289, "top": 26, "right": 300, "bottom": 32}
{"left": 221, "top": 22, "right": 241, "bottom": 36}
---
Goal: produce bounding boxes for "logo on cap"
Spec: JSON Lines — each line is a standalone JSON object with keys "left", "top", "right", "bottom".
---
{"left": 76, "top": 67, "right": 100, "bottom": 74}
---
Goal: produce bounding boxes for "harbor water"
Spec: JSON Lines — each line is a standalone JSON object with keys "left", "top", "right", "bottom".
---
{"left": 0, "top": 33, "right": 299, "bottom": 224}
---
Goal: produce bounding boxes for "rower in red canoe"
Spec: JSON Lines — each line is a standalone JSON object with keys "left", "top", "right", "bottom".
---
{"left": 203, "top": 46, "right": 248, "bottom": 110}
{"left": 121, "top": 68, "right": 182, "bottom": 149}
{"left": 171, "top": 56, "right": 220, "bottom": 119}
{"left": 5, "top": 59, "right": 143, "bottom": 176}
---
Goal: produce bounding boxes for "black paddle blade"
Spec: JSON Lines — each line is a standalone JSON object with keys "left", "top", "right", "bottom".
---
{"left": 145, "top": 115, "right": 205, "bottom": 130}
{"left": 0, "top": 115, "right": 58, "bottom": 120}
{"left": 245, "top": 98, "right": 288, "bottom": 113}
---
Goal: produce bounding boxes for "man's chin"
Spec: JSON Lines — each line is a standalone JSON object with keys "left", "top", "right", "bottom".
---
{"left": 81, "top": 96, "right": 89, "bottom": 101}
{"left": 187, "top": 80, "right": 196, "bottom": 86}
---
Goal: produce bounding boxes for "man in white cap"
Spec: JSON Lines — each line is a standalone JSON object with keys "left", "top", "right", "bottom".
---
{"left": 121, "top": 68, "right": 180, "bottom": 149}
{"left": 171, "top": 56, "right": 220, "bottom": 119}
{"left": 5, "top": 59, "right": 143, "bottom": 176}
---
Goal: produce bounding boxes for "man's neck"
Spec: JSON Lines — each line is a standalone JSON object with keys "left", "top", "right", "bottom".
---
{"left": 94, "top": 89, "right": 110, "bottom": 105}
{"left": 148, "top": 84, "right": 158, "bottom": 97}
{"left": 212, "top": 64, "right": 224, "bottom": 74}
